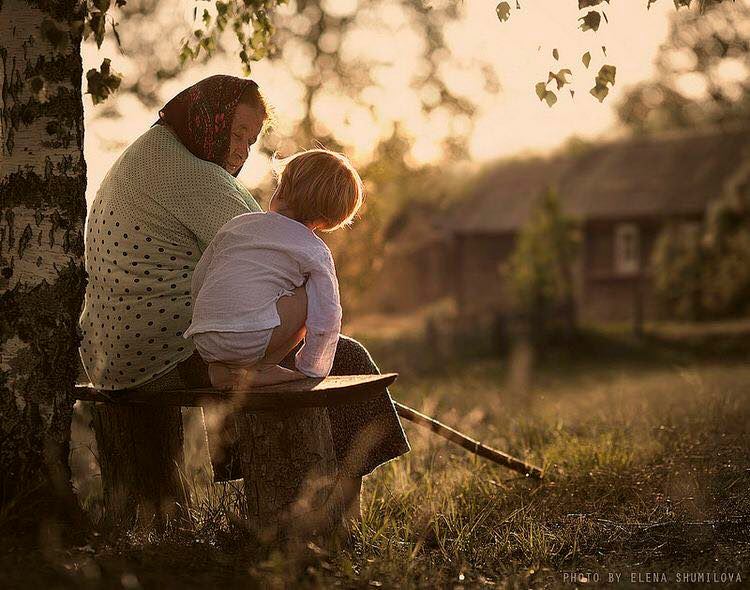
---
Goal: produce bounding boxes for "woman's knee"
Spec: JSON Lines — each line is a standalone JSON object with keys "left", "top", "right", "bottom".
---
{"left": 331, "top": 335, "right": 380, "bottom": 376}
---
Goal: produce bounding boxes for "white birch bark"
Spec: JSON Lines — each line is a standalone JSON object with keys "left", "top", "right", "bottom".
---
{"left": 0, "top": 0, "right": 88, "bottom": 528}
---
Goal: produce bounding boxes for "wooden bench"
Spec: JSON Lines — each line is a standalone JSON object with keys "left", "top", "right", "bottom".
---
{"left": 76, "top": 372, "right": 543, "bottom": 544}
{"left": 76, "top": 374, "right": 397, "bottom": 543}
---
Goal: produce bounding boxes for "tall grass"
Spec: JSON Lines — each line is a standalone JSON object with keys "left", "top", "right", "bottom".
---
{"left": 66, "top": 329, "right": 750, "bottom": 587}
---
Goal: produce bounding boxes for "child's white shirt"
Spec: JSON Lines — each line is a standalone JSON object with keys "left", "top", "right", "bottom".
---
{"left": 183, "top": 211, "right": 341, "bottom": 378}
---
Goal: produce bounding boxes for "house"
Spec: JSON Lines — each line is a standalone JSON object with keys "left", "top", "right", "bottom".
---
{"left": 452, "top": 123, "right": 750, "bottom": 323}
{"left": 369, "top": 123, "right": 750, "bottom": 324}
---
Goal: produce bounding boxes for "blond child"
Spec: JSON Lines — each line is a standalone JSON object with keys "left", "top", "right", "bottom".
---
{"left": 183, "top": 149, "right": 364, "bottom": 389}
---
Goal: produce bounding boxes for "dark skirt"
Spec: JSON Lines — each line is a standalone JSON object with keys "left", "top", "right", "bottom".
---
{"left": 136, "top": 335, "right": 410, "bottom": 480}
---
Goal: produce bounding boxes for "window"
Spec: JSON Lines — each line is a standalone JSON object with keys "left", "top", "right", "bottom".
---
{"left": 614, "top": 223, "right": 640, "bottom": 275}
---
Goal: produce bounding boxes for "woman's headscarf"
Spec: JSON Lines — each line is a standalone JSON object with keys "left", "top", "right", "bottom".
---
{"left": 156, "top": 75, "right": 261, "bottom": 176}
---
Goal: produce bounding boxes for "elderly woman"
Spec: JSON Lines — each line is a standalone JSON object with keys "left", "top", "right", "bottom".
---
{"left": 79, "top": 75, "right": 409, "bottom": 518}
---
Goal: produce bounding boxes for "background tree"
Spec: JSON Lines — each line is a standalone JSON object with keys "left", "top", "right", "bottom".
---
{"left": 626, "top": 0, "right": 750, "bottom": 321}
{"left": 503, "top": 187, "right": 581, "bottom": 346}
{"left": 617, "top": 0, "right": 749, "bottom": 133}
{"left": 651, "top": 223, "right": 705, "bottom": 320}
{"left": 652, "top": 156, "right": 750, "bottom": 319}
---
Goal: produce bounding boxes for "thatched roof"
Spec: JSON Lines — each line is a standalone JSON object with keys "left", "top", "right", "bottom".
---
{"left": 454, "top": 124, "right": 750, "bottom": 234}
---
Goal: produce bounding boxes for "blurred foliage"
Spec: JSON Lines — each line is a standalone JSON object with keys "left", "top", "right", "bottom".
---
{"left": 652, "top": 156, "right": 750, "bottom": 319}
{"left": 193, "top": 0, "right": 491, "bottom": 156}
{"left": 503, "top": 187, "right": 581, "bottom": 341}
{"left": 83, "top": 1, "right": 197, "bottom": 110}
{"left": 87, "top": 0, "right": 496, "bottom": 161}
{"left": 651, "top": 223, "right": 706, "bottom": 320}
{"left": 180, "top": 0, "right": 278, "bottom": 69}
{"left": 617, "top": 0, "right": 750, "bottom": 133}
{"left": 78, "top": 1, "right": 127, "bottom": 104}
{"left": 325, "top": 125, "right": 465, "bottom": 312}
{"left": 627, "top": 0, "right": 750, "bottom": 321}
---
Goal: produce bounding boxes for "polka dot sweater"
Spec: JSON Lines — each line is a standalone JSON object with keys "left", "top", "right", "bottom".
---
{"left": 79, "top": 124, "right": 261, "bottom": 390}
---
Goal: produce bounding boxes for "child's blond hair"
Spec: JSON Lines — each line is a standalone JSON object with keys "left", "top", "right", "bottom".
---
{"left": 272, "top": 149, "right": 364, "bottom": 231}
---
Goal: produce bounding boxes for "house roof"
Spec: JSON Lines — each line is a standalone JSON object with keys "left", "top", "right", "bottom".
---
{"left": 454, "top": 123, "right": 750, "bottom": 234}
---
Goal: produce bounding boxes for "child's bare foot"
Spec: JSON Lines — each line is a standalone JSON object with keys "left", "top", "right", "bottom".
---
{"left": 208, "top": 363, "right": 249, "bottom": 391}
{"left": 247, "top": 364, "right": 307, "bottom": 387}
{"left": 208, "top": 362, "right": 306, "bottom": 390}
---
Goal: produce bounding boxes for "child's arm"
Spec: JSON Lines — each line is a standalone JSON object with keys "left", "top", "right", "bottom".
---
{"left": 190, "top": 238, "right": 216, "bottom": 297}
{"left": 295, "top": 248, "right": 342, "bottom": 378}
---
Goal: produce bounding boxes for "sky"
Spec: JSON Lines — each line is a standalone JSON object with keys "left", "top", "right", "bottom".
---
{"left": 82, "top": 0, "right": 679, "bottom": 205}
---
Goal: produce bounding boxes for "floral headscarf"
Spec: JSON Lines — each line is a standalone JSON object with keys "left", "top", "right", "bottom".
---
{"left": 156, "top": 75, "right": 260, "bottom": 177}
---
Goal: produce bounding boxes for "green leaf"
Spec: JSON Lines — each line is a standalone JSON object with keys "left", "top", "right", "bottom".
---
{"left": 589, "top": 63, "right": 616, "bottom": 103}
{"left": 579, "top": 11, "right": 601, "bottom": 32}
{"left": 544, "top": 90, "right": 557, "bottom": 108}
{"left": 496, "top": 2, "right": 511, "bottom": 22}
{"left": 88, "top": 12, "right": 106, "bottom": 47}
{"left": 548, "top": 68, "right": 572, "bottom": 90}
{"left": 179, "top": 42, "right": 193, "bottom": 64}
{"left": 582, "top": 51, "right": 591, "bottom": 68}
{"left": 535, "top": 82, "right": 548, "bottom": 100}
{"left": 251, "top": 30, "right": 265, "bottom": 48}
{"left": 552, "top": 48, "right": 559, "bottom": 60}
{"left": 86, "top": 58, "right": 122, "bottom": 105}
{"left": 597, "top": 64, "right": 616, "bottom": 86}
{"left": 590, "top": 83, "right": 609, "bottom": 102}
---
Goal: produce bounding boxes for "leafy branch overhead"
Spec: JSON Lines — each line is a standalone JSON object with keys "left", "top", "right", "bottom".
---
{"left": 82, "top": 0, "right": 735, "bottom": 108}
{"left": 179, "top": 1, "right": 282, "bottom": 75}
{"left": 497, "top": 0, "right": 733, "bottom": 105}
{"left": 79, "top": 0, "right": 127, "bottom": 104}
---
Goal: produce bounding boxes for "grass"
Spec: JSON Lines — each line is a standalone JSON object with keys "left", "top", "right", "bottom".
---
{"left": 9, "top": 325, "right": 750, "bottom": 588}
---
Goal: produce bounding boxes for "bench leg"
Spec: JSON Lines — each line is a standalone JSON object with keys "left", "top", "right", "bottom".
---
{"left": 91, "top": 403, "right": 190, "bottom": 528}
{"left": 234, "top": 407, "right": 345, "bottom": 545}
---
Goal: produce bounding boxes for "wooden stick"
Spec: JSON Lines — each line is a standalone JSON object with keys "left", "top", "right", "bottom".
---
{"left": 394, "top": 401, "right": 544, "bottom": 480}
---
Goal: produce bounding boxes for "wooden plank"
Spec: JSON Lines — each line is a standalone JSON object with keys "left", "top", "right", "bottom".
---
{"left": 75, "top": 373, "right": 398, "bottom": 410}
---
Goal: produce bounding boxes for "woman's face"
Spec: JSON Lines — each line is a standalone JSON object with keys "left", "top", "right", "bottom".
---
{"left": 225, "top": 102, "right": 264, "bottom": 175}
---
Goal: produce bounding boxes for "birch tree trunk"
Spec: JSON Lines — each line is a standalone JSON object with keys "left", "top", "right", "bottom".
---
{"left": 0, "top": 0, "right": 88, "bottom": 536}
